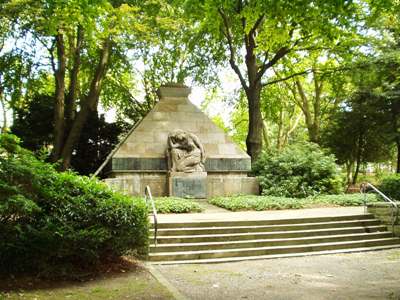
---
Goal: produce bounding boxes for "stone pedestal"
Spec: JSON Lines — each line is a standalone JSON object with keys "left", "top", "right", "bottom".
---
{"left": 168, "top": 172, "right": 207, "bottom": 198}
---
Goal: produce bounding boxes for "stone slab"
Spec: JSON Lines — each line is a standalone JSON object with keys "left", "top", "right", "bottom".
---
{"left": 108, "top": 157, "right": 251, "bottom": 172}
{"left": 168, "top": 172, "right": 207, "bottom": 199}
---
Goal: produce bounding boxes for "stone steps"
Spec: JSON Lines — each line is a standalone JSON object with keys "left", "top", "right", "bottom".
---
{"left": 150, "top": 232, "right": 392, "bottom": 252}
{"left": 148, "top": 214, "right": 400, "bottom": 264}
{"left": 153, "top": 219, "right": 381, "bottom": 236}
{"left": 151, "top": 225, "right": 387, "bottom": 244}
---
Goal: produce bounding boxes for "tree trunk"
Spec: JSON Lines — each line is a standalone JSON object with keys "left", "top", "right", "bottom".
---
{"left": 65, "top": 26, "right": 83, "bottom": 124}
{"left": 345, "top": 160, "right": 354, "bottom": 185}
{"left": 276, "top": 108, "right": 284, "bottom": 150}
{"left": 262, "top": 121, "right": 270, "bottom": 149}
{"left": 0, "top": 88, "right": 7, "bottom": 132}
{"left": 51, "top": 33, "right": 66, "bottom": 162}
{"left": 396, "top": 139, "right": 400, "bottom": 173}
{"left": 245, "top": 83, "right": 263, "bottom": 161}
{"left": 312, "top": 70, "right": 322, "bottom": 144}
{"left": 60, "top": 38, "right": 111, "bottom": 170}
{"left": 352, "top": 133, "right": 363, "bottom": 184}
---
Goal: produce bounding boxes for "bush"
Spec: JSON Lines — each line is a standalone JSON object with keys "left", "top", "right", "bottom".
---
{"left": 378, "top": 174, "right": 400, "bottom": 200}
{"left": 0, "top": 134, "right": 148, "bottom": 276}
{"left": 154, "top": 197, "right": 203, "bottom": 213}
{"left": 253, "top": 142, "right": 344, "bottom": 198}
{"left": 208, "top": 194, "right": 378, "bottom": 211}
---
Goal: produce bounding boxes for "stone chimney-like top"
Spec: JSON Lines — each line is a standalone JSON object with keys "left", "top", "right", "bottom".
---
{"left": 156, "top": 83, "right": 191, "bottom": 99}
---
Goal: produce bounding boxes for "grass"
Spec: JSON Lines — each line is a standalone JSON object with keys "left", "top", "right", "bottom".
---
{"left": 152, "top": 197, "right": 203, "bottom": 213}
{"left": 0, "top": 257, "right": 173, "bottom": 300}
{"left": 208, "top": 194, "right": 379, "bottom": 212}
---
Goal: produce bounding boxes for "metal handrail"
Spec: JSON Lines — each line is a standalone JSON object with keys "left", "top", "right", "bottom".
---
{"left": 360, "top": 182, "right": 399, "bottom": 235}
{"left": 144, "top": 186, "right": 158, "bottom": 246}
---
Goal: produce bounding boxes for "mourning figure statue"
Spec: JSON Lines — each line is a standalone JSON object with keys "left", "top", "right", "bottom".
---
{"left": 167, "top": 129, "right": 206, "bottom": 172}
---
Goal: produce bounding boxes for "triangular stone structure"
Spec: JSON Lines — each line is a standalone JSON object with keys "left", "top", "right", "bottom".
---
{"left": 99, "top": 84, "right": 258, "bottom": 197}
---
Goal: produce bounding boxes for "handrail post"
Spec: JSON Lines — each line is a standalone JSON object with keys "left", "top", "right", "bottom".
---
{"left": 144, "top": 186, "right": 158, "bottom": 247}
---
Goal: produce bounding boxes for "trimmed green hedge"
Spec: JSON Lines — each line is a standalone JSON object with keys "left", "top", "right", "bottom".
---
{"left": 154, "top": 197, "right": 203, "bottom": 213}
{"left": 0, "top": 134, "right": 148, "bottom": 276}
{"left": 208, "top": 194, "right": 378, "bottom": 212}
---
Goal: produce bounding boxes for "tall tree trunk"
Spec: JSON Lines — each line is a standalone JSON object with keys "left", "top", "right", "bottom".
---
{"left": 396, "top": 139, "right": 400, "bottom": 173}
{"left": 276, "top": 108, "right": 284, "bottom": 150}
{"left": 312, "top": 70, "right": 322, "bottom": 144}
{"left": 345, "top": 160, "right": 354, "bottom": 185}
{"left": 60, "top": 38, "right": 111, "bottom": 170}
{"left": 245, "top": 83, "right": 263, "bottom": 161}
{"left": 51, "top": 33, "right": 66, "bottom": 162}
{"left": 262, "top": 121, "right": 270, "bottom": 149}
{"left": 65, "top": 26, "right": 83, "bottom": 125}
{"left": 352, "top": 133, "right": 363, "bottom": 184}
{"left": 0, "top": 87, "right": 7, "bottom": 132}
{"left": 295, "top": 79, "right": 318, "bottom": 143}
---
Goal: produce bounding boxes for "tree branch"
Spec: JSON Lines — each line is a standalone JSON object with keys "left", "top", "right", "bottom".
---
{"left": 218, "top": 8, "right": 249, "bottom": 92}
{"left": 262, "top": 69, "right": 311, "bottom": 86}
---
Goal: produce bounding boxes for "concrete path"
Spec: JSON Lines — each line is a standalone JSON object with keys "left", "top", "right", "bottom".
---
{"left": 155, "top": 206, "right": 365, "bottom": 223}
{"left": 153, "top": 248, "right": 400, "bottom": 300}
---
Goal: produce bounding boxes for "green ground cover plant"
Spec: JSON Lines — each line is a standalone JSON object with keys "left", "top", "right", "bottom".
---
{"left": 153, "top": 197, "right": 203, "bottom": 213}
{"left": 0, "top": 134, "right": 148, "bottom": 276}
{"left": 208, "top": 194, "right": 378, "bottom": 212}
{"left": 253, "top": 143, "right": 344, "bottom": 198}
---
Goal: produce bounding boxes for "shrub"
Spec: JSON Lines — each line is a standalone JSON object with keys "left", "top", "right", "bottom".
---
{"left": 0, "top": 134, "right": 148, "bottom": 276}
{"left": 154, "top": 197, "right": 203, "bottom": 213}
{"left": 208, "top": 194, "right": 378, "bottom": 211}
{"left": 253, "top": 142, "right": 344, "bottom": 198}
{"left": 378, "top": 174, "right": 400, "bottom": 200}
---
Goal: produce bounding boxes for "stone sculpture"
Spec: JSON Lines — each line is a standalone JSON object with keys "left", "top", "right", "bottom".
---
{"left": 167, "top": 129, "right": 206, "bottom": 173}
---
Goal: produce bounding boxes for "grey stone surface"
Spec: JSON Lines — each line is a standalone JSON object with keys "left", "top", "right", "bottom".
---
{"left": 108, "top": 157, "right": 251, "bottom": 172}
{"left": 368, "top": 202, "right": 400, "bottom": 237}
{"left": 169, "top": 172, "right": 207, "bottom": 198}
{"left": 109, "top": 157, "right": 167, "bottom": 172}
{"left": 153, "top": 249, "right": 400, "bottom": 300}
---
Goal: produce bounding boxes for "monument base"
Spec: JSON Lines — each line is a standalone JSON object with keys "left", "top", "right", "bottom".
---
{"left": 168, "top": 172, "right": 207, "bottom": 198}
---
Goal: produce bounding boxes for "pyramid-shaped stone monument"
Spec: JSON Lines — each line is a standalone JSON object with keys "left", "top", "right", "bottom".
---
{"left": 98, "top": 84, "right": 259, "bottom": 197}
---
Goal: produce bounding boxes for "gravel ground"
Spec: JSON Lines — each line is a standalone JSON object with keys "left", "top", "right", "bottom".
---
{"left": 154, "top": 249, "right": 400, "bottom": 300}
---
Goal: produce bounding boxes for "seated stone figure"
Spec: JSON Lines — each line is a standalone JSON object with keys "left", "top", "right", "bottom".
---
{"left": 167, "top": 129, "right": 206, "bottom": 173}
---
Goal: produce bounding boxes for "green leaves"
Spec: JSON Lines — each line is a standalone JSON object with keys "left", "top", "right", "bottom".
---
{"left": 153, "top": 197, "right": 203, "bottom": 213}
{"left": 0, "top": 134, "right": 148, "bottom": 276}
{"left": 253, "top": 142, "right": 344, "bottom": 197}
{"left": 208, "top": 194, "right": 378, "bottom": 211}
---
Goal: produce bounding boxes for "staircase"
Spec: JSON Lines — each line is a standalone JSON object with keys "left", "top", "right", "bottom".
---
{"left": 149, "top": 213, "right": 400, "bottom": 264}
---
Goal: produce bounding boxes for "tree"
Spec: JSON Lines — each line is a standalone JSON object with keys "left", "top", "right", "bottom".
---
{"left": 322, "top": 91, "right": 392, "bottom": 184}
{"left": 10, "top": 90, "right": 128, "bottom": 175}
{"left": 1, "top": 0, "right": 166, "bottom": 170}
{"left": 183, "top": 0, "right": 359, "bottom": 162}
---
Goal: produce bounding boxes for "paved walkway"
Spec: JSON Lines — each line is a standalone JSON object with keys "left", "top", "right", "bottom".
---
{"left": 155, "top": 206, "right": 365, "bottom": 223}
{"left": 153, "top": 248, "right": 400, "bottom": 300}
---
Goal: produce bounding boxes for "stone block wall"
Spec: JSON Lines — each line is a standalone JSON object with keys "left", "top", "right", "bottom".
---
{"left": 105, "top": 173, "right": 259, "bottom": 198}
{"left": 367, "top": 202, "right": 400, "bottom": 236}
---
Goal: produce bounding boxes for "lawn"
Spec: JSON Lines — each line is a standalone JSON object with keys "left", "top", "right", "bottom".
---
{"left": 208, "top": 194, "right": 379, "bottom": 211}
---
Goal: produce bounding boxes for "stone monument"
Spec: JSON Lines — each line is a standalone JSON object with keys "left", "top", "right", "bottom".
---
{"left": 167, "top": 129, "right": 207, "bottom": 198}
{"left": 97, "top": 83, "right": 259, "bottom": 198}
